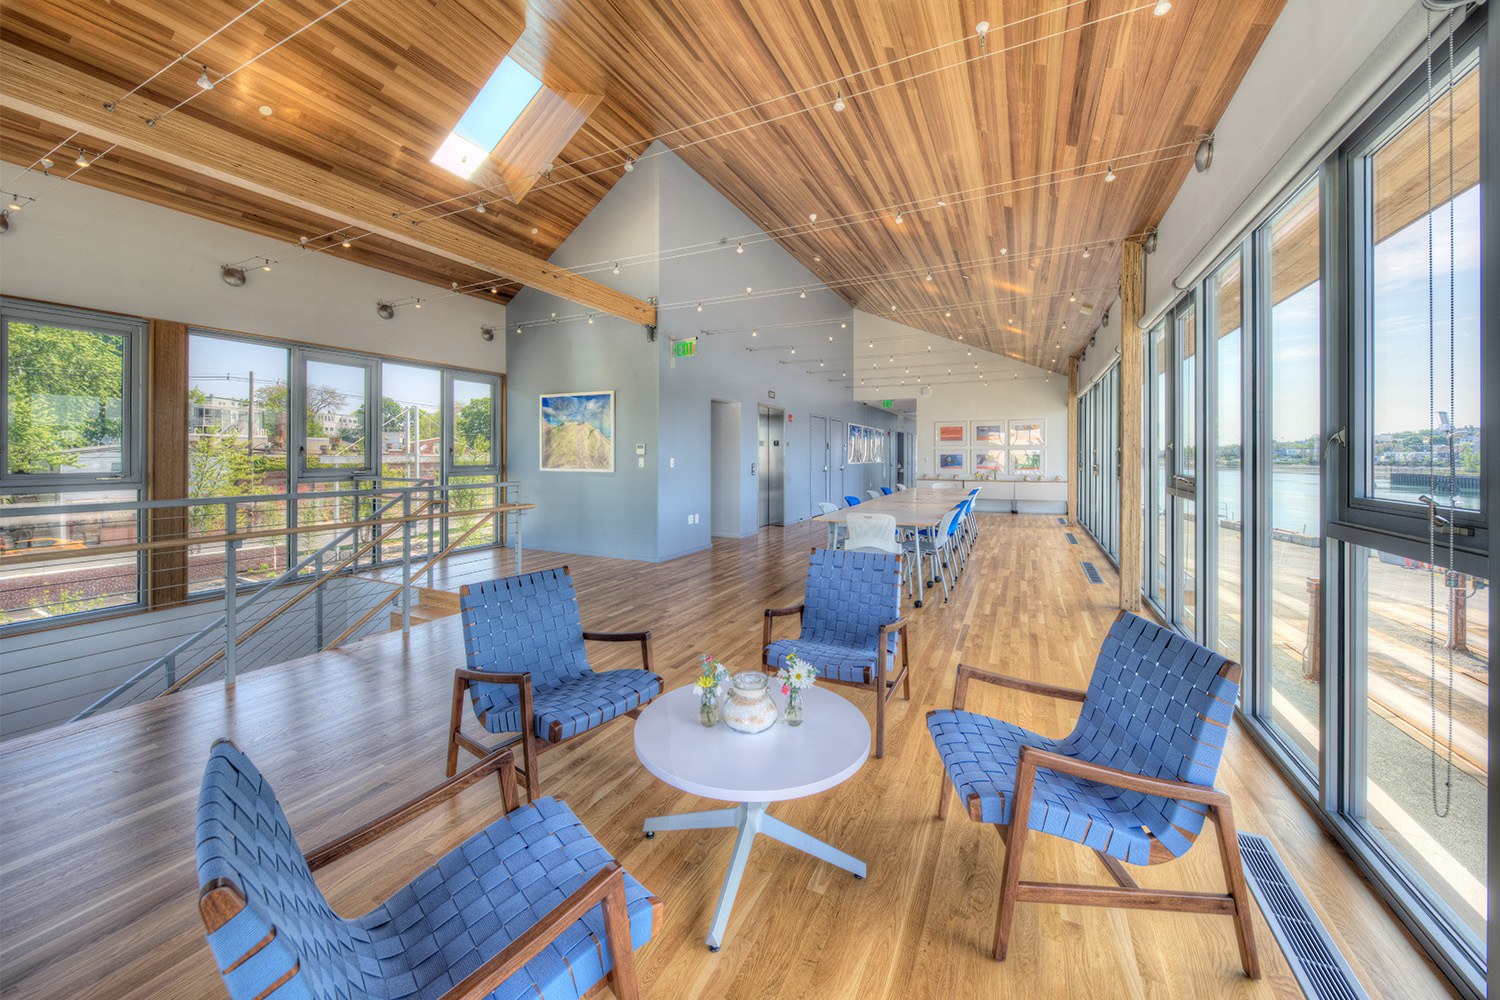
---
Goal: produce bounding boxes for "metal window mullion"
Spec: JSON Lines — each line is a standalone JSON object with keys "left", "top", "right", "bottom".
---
{"left": 1320, "top": 156, "right": 1346, "bottom": 814}
{"left": 1252, "top": 222, "right": 1275, "bottom": 723}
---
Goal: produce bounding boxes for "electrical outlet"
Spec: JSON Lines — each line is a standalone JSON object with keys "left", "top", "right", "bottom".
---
{"left": 670, "top": 457, "right": 675, "bottom": 468}
{"left": 687, "top": 514, "right": 693, "bottom": 525}
{"left": 637, "top": 456, "right": 644, "bottom": 468}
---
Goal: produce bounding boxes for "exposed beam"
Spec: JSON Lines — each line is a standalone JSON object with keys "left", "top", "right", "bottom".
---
{"left": 1118, "top": 241, "right": 1144, "bottom": 613}
{"left": 0, "top": 41, "right": 654, "bottom": 327}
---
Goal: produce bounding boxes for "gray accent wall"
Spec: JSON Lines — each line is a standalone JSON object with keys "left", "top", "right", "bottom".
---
{"left": 506, "top": 143, "right": 899, "bottom": 562}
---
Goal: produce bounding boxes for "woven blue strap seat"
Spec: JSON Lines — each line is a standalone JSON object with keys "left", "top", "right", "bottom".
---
{"left": 449, "top": 567, "right": 661, "bottom": 798}
{"left": 762, "top": 548, "right": 908, "bottom": 756}
{"left": 197, "top": 741, "right": 658, "bottom": 1000}
{"left": 924, "top": 611, "right": 1258, "bottom": 976}
{"left": 475, "top": 668, "right": 662, "bottom": 742}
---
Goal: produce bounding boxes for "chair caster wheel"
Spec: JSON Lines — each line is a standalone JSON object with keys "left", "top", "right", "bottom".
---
{"left": 709, "top": 945, "right": 720, "bottom": 952}
{"left": 854, "top": 873, "right": 866, "bottom": 879}
{"left": 644, "top": 831, "right": 655, "bottom": 839}
{"left": 914, "top": 600, "right": 923, "bottom": 608}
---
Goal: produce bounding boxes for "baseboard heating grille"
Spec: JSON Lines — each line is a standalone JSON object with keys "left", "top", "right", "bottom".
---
{"left": 1080, "top": 561, "right": 1103, "bottom": 584}
{"left": 1239, "top": 832, "right": 1369, "bottom": 1000}
{"left": 1056, "top": 517, "right": 1067, "bottom": 525}
{"left": 1065, "top": 533, "right": 1079, "bottom": 545}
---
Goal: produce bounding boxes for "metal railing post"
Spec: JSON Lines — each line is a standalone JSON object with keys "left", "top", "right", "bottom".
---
{"left": 164, "top": 654, "right": 177, "bottom": 689}
{"left": 402, "top": 492, "right": 412, "bottom": 635}
{"left": 223, "top": 501, "right": 239, "bottom": 687}
{"left": 314, "top": 551, "right": 325, "bottom": 649}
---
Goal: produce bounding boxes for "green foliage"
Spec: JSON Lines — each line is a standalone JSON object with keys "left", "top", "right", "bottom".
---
{"left": 39, "top": 586, "right": 106, "bottom": 617}
{"left": 456, "top": 396, "right": 492, "bottom": 463}
{"left": 5, "top": 322, "right": 124, "bottom": 474}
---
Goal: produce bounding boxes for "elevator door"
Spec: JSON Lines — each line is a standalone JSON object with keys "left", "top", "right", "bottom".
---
{"left": 757, "top": 405, "right": 785, "bottom": 527}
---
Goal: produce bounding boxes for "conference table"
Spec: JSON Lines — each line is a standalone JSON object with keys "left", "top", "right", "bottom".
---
{"left": 813, "top": 487, "right": 969, "bottom": 606}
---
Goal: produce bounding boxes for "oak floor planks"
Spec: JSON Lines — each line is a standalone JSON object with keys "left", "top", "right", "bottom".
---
{"left": 0, "top": 514, "right": 1460, "bottom": 1000}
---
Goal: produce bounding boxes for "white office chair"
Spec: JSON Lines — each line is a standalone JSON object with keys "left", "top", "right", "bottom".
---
{"left": 818, "top": 501, "right": 847, "bottom": 547}
{"left": 895, "top": 483, "right": 907, "bottom": 491}
{"left": 866, "top": 490, "right": 883, "bottom": 501}
{"left": 845, "top": 511, "right": 913, "bottom": 602}
{"left": 930, "top": 482, "right": 956, "bottom": 490}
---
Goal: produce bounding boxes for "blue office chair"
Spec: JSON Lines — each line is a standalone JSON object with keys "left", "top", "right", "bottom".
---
{"left": 197, "top": 740, "right": 659, "bottom": 1000}
{"left": 926, "top": 611, "right": 1259, "bottom": 977}
{"left": 448, "top": 567, "right": 661, "bottom": 800}
{"left": 844, "top": 495, "right": 862, "bottom": 506}
{"left": 880, "top": 486, "right": 893, "bottom": 495}
{"left": 763, "top": 548, "right": 909, "bottom": 757}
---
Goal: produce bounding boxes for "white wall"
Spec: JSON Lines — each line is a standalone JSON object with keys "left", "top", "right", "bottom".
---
{"left": 0, "top": 181, "right": 507, "bottom": 373}
{"left": 853, "top": 311, "right": 1068, "bottom": 479}
{"left": 1146, "top": 0, "right": 1415, "bottom": 315}
{"left": 1077, "top": 295, "right": 1123, "bottom": 390}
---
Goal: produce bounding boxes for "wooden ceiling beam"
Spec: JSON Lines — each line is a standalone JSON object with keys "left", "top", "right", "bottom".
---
{"left": 0, "top": 40, "right": 655, "bottom": 327}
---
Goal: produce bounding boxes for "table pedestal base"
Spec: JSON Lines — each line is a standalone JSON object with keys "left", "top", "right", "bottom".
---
{"left": 643, "top": 802, "right": 866, "bottom": 950}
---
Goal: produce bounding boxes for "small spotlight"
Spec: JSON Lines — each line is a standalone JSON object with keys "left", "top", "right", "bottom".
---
{"left": 833, "top": 90, "right": 846, "bottom": 112}
{"left": 1105, "top": 165, "right": 1117, "bottom": 182}
{"left": 800, "top": 288, "right": 806, "bottom": 298}
{"left": 697, "top": 301, "right": 703, "bottom": 311}
{"left": 414, "top": 302, "right": 422, "bottom": 309}
{"left": 925, "top": 271, "right": 933, "bottom": 282}
{"left": 39, "top": 157, "right": 54, "bottom": 174}
{"left": 1195, "top": 136, "right": 1214, "bottom": 173}
{"left": 74, "top": 151, "right": 91, "bottom": 168}
{"left": 736, "top": 241, "right": 744, "bottom": 253}
{"left": 196, "top": 66, "right": 215, "bottom": 91}
{"left": 894, "top": 213, "right": 903, "bottom": 224}
{"left": 476, "top": 201, "right": 486, "bottom": 213}
{"left": 624, "top": 157, "right": 636, "bottom": 172}
{"left": 613, "top": 262, "right": 621, "bottom": 274}
{"left": 1153, "top": 1, "right": 1171, "bottom": 14}
{"left": 377, "top": 303, "right": 395, "bottom": 319}
{"left": 1144, "top": 230, "right": 1159, "bottom": 254}
{"left": 258, "top": 105, "right": 274, "bottom": 117}
{"left": 588, "top": 314, "right": 594, "bottom": 324}
{"left": 220, "top": 265, "right": 247, "bottom": 287}
{"left": 341, "top": 238, "right": 352, "bottom": 248}
{"left": 752, "top": 328, "right": 757, "bottom": 336}
{"left": 480, "top": 327, "right": 495, "bottom": 342}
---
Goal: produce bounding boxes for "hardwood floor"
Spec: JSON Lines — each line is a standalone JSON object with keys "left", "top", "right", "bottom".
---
{"left": 0, "top": 515, "right": 1460, "bottom": 1000}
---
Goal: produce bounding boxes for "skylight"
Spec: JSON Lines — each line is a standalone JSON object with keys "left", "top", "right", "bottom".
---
{"left": 432, "top": 56, "right": 545, "bottom": 180}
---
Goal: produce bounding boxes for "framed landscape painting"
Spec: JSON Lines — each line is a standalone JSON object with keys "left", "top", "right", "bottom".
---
{"left": 1009, "top": 419, "right": 1045, "bottom": 446}
{"left": 540, "top": 391, "right": 614, "bottom": 472}
{"left": 937, "top": 451, "right": 967, "bottom": 473}
{"left": 1010, "top": 449, "right": 1043, "bottom": 474}
{"left": 973, "top": 448, "right": 1006, "bottom": 473}
{"left": 971, "top": 421, "right": 1007, "bottom": 446}
{"left": 936, "top": 422, "right": 966, "bottom": 445}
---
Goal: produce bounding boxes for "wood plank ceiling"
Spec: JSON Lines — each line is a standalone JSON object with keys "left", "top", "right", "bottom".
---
{"left": 0, "top": 0, "right": 1286, "bottom": 371}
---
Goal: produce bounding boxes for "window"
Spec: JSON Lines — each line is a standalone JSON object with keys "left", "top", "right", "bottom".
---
{"left": 432, "top": 56, "right": 545, "bottom": 180}
{"left": 1209, "top": 251, "right": 1245, "bottom": 663}
{"left": 1, "top": 300, "right": 144, "bottom": 623}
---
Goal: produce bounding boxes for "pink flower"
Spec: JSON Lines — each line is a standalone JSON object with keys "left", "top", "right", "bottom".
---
{"left": 781, "top": 684, "right": 790, "bottom": 694}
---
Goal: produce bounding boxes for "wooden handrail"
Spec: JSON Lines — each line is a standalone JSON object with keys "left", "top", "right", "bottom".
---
{"left": 155, "top": 495, "right": 504, "bottom": 695}
{"left": 323, "top": 507, "right": 501, "bottom": 649}
{"left": 0, "top": 502, "right": 534, "bottom": 568}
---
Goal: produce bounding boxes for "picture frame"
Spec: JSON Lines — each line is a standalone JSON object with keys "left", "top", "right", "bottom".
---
{"left": 971, "top": 421, "right": 1007, "bottom": 446}
{"left": 1010, "top": 449, "right": 1043, "bottom": 474}
{"left": 937, "top": 451, "right": 967, "bottom": 473}
{"left": 539, "top": 390, "right": 615, "bottom": 472}
{"left": 935, "top": 422, "right": 966, "bottom": 446}
{"left": 847, "top": 422, "right": 885, "bottom": 464}
{"left": 1008, "top": 419, "right": 1045, "bottom": 447}
{"left": 973, "top": 448, "right": 1006, "bottom": 474}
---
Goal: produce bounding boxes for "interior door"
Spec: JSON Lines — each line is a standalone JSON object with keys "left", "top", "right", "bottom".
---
{"left": 829, "top": 419, "right": 846, "bottom": 501}
{"left": 809, "top": 415, "right": 828, "bottom": 517}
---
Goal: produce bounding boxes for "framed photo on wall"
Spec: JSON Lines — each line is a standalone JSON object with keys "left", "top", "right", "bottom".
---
{"left": 1010, "top": 449, "right": 1043, "bottom": 474}
{"left": 935, "top": 422, "right": 966, "bottom": 446}
{"left": 848, "top": 422, "right": 885, "bottom": 464}
{"left": 973, "top": 449, "right": 1006, "bottom": 474}
{"left": 937, "top": 451, "right": 967, "bottom": 473}
{"left": 971, "top": 421, "right": 1007, "bottom": 446}
{"left": 1009, "top": 419, "right": 1045, "bottom": 446}
{"left": 539, "top": 390, "right": 615, "bottom": 472}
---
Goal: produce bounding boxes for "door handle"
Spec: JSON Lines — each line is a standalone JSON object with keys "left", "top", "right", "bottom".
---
{"left": 751, "top": 462, "right": 757, "bottom": 476}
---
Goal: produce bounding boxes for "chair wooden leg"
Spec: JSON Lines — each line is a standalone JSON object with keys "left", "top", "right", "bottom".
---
{"left": 995, "top": 752, "right": 1040, "bottom": 961}
{"left": 874, "top": 663, "right": 886, "bottom": 759}
{"left": 936, "top": 770, "right": 951, "bottom": 819}
{"left": 900, "top": 626, "right": 911, "bottom": 700}
{"left": 1211, "top": 801, "right": 1262, "bottom": 979}
{"left": 446, "top": 675, "right": 468, "bottom": 777}
{"left": 518, "top": 682, "right": 542, "bottom": 803}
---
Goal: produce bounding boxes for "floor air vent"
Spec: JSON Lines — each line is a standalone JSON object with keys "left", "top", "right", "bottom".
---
{"left": 1239, "top": 833, "right": 1370, "bottom": 1000}
{"left": 1056, "top": 517, "right": 1066, "bottom": 525}
{"left": 1065, "top": 533, "right": 1079, "bottom": 545}
{"left": 1080, "top": 561, "right": 1103, "bottom": 584}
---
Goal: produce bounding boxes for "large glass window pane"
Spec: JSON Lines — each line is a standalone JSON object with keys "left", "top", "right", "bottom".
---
{"left": 5, "top": 321, "right": 125, "bottom": 476}
{"left": 1366, "top": 65, "right": 1482, "bottom": 507}
{"left": 1175, "top": 307, "right": 1197, "bottom": 638}
{"left": 1264, "top": 179, "right": 1323, "bottom": 764}
{"left": 1214, "top": 255, "right": 1244, "bottom": 662}
{"left": 1355, "top": 547, "right": 1488, "bottom": 952}
{"left": 452, "top": 378, "right": 496, "bottom": 467}
{"left": 304, "top": 359, "right": 367, "bottom": 472}
{"left": 0, "top": 489, "right": 139, "bottom": 622}
{"left": 380, "top": 364, "right": 441, "bottom": 483}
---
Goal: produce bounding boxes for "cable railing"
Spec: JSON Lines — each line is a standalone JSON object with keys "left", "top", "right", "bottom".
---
{"left": 0, "top": 481, "right": 530, "bottom": 740}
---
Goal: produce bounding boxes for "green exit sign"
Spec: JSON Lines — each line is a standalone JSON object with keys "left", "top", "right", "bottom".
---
{"left": 673, "top": 339, "right": 697, "bottom": 358}
{"left": 881, "top": 399, "right": 893, "bottom": 408}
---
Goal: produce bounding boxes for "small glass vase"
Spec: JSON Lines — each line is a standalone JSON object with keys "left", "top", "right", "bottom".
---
{"left": 700, "top": 688, "right": 721, "bottom": 727}
{"left": 784, "top": 686, "right": 805, "bottom": 726}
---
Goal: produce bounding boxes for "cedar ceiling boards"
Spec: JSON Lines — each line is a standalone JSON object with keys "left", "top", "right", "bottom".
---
{"left": 0, "top": 0, "right": 1287, "bottom": 368}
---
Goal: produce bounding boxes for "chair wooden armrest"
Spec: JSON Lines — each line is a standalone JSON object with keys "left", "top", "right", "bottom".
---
{"left": 764, "top": 605, "right": 805, "bottom": 619}
{"left": 1016, "top": 745, "right": 1228, "bottom": 808}
{"left": 762, "top": 605, "right": 806, "bottom": 666}
{"left": 880, "top": 616, "right": 910, "bottom": 637}
{"left": 951, "top": 662, "right": 1087, "bottom": 711}
{"left": 441, "top": 861, "right": 639, "bottom": 1000}
{"left": 305, "top": 749, "right": 518, "bottom": 871}
{"left": 582, "top": 630, "right": 654, "bottom": 672}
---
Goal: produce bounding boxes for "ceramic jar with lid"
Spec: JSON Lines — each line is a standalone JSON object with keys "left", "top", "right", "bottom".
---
{"left": 721, "top": 671, "right": 779, "bottom": 733}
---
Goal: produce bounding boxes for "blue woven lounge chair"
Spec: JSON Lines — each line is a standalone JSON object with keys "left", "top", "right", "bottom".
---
{"left": 448, "top": 567, "right": 661, "bottom": 800}
{"left": 763, "top": 548, "right": 909, "bottom": 757}
{"left": 196, "top": 741, "right": 659, "bottom": 1000}
{"left": 926, "top": 611, "right": 1260, "bottom": 977}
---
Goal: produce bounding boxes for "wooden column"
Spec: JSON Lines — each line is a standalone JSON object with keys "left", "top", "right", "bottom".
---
{"left": 1118, "top": 242, "right": 1144, "bottom": 612}
{"left": 1066, "top": 358, "right": 1079, "bottom": 526}
{"left": 147, "top": 319, "right": 189, "bottom": 608}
